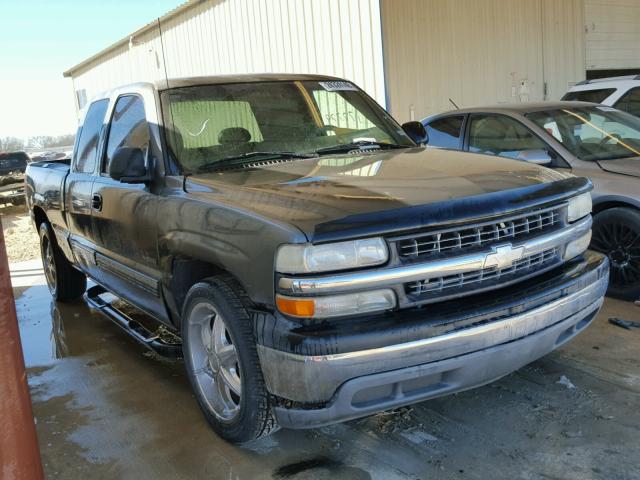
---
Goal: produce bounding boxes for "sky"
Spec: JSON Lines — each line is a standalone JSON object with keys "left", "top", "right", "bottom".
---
{"left": 0, "top": 0, "right": 181, "bottom": 140}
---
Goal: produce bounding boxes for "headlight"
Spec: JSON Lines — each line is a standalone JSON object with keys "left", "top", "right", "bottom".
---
{"left": 276, "top": 289, "right": 396, "bottom": 318}
{"left": 564, "top": 230, "right": 592, "bottom": 260}
{"left": 276, "top": 238, "right": 388, "bottom": 274}
{"left": 567, "top": 192, "right": 592, "bottom": 222}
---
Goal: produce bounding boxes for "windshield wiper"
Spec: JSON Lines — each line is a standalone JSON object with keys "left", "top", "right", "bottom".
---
{"left": 197, "top": 151, "right": 318, "bottom": 172}
{"left": 314, "top": 141, "right": 407, "bottom": 156}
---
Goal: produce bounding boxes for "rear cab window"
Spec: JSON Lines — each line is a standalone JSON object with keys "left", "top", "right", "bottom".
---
{"left": 425, "top": 116, "right": 464, "bottom": 149}
{"left": 561, "top": 88, "right": 617, "bottom": 104}
{"left": 74, "top": 99, "right": 109, "bottom": 173}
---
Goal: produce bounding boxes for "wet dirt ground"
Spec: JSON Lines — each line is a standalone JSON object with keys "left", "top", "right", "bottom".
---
{"left": 1, "top": 204, "right": 40, "bottom": 263}
{"left": 12, "top": 262, "right": 640, "bottom": 480}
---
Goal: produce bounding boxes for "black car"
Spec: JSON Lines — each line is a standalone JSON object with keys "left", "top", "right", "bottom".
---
{"left": 0, "top": 151, "right": 29, "bottom": 204}
{"left": 0, "top": 151, "right": 28, "bottom": 182}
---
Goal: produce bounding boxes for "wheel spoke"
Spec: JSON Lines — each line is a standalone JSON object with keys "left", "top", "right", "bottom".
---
{"left": 216, "top": 344, "right": 236, "bottom": 367}
{"left": 193, "top": 364, "right": 214, "bottom": 378}
{"left": 218, "top": 368, "right": 241, "bottom": 397}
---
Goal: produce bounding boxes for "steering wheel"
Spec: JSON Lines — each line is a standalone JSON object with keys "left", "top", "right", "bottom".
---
{"left": 598, "top": 133, "right": 622, "bottom": 146}
{"left": 316, "top": 125, "right": 339, "bottom": 135}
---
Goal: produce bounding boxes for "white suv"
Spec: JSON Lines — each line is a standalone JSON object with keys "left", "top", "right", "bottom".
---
{"left": 563, "top": 75, "right": 640, "bottom": 117}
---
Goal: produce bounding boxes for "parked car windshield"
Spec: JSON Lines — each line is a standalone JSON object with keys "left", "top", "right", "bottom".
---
{"left": 526, "top": 107, "right": 640, "bottom": 161}
{"left": 162, "top": 80, "right": 414, "bottom": 172}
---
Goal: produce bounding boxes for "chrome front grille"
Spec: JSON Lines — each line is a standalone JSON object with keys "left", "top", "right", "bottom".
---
{"left": 397, "top": 207, "right": 562, "bottom": 260}
{"left": 405, "top": 247, "right": 560, "bottom": 299}
{"left": 278, "top": 202, "right": 591, "bottom": 310}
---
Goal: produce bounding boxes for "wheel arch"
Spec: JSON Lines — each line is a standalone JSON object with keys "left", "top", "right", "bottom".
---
{"left": 165, "top": 255, "right": 251, "bottom": 326}
{"left": 592, "top": 197, "right": 640, "bottom": 215}
{"left": 32, "top": 205, "right": 49, "bottom": 230}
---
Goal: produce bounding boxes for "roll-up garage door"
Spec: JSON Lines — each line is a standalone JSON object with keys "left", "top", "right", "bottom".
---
{"left": 585, "top": 0, "right": 640, "bottom": 70}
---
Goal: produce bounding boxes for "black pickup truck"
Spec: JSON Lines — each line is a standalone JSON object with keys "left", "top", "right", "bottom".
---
{"left": 0, "top": 151, "right": 29, "bottom": 205}
{"left": 26, "top": 74, "right": 608, "bottom": 443}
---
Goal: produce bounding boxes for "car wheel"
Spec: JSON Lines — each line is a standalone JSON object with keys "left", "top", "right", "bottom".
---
{"left": 181, "top": 275, "right": 278, "bottom": 443}
{"left": 590, "top": 207, "right": 640, "bottom": 301}
{"left": 39, "top": 223, "right": 87, "bottom": 302}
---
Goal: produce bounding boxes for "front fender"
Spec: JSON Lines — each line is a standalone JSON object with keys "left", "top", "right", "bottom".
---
{"left": 157, "top": 195, "right": 306, "bottom": 309}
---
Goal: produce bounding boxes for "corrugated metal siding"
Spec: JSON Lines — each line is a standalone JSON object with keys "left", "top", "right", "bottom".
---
{"left": 585, "top": 0, "right": 640, "bottom": 70}
{"left": 542, "top": 0, "right": 585, "bottom": 99}
{"left": 381, "top": 0, "right": 586, "bottom": 122}
{"left": 70, "top": 0, "right": 386, "bottom": 109}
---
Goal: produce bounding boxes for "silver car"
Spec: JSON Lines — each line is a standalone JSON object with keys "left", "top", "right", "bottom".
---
{"left": 422, "top": 101, "right": 640, "bottom": 300}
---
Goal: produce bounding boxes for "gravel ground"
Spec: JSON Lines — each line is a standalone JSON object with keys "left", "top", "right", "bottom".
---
{"left": 1, "top": 204, "right": 40, "bottom": 262}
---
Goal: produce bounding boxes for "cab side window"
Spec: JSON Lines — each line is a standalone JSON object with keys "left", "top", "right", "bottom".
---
{"left": 425, "top": 116, "right": 464, "bottom": 150}
{"left": 74, "top": 99, "right": 109, "bottom": 173}
{"left": 615, "top": 88, "right": 640, "bottom": 118}
{"left": 104, "top": 95, "right": 150, "bottom": 173}
{"left": 468, "top": 114, "right": 548, "bottom": 159}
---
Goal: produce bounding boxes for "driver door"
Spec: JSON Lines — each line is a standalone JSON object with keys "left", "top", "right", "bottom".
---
{"left": 90, "top": 94, "right": 164, "bottom": 320}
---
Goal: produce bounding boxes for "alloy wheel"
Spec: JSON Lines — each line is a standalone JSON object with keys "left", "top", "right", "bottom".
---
{"left": 186, "top": 302, "right": 242, "bottom": 422}
{"left": 591, "top": 220, "right": 640, "bottom": 288}
{"left": 42, "top": 237, "right": 57, "bottom": 294}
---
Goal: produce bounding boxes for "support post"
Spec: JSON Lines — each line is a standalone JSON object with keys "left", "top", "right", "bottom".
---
{"left": 0, "top": 217, "right": 44, "bottom": 479}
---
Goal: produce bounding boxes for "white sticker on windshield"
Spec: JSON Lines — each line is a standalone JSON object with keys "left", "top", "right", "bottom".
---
{"left": 319, "top": 81, "right": 358, "bottom": 91}
{"left": 597, "top": 106, "right": 617, "bottom": 112}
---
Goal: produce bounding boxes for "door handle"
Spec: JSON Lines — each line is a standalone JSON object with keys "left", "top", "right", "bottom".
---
{"left": 92, "top": 193, "right": 103, "bottom": 211}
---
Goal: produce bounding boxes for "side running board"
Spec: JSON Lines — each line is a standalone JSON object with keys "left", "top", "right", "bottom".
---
{"left": 84, "top": 285, "right": 182, "bottom": 358}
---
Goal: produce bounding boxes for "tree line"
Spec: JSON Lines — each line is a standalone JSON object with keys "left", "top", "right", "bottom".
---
{"left": 0, "top": 134, "right": 75, "bottom": 152}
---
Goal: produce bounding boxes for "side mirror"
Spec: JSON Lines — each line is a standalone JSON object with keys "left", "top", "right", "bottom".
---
{"left": 516, "top": 149, "right": 553, "bottom": 166}
{"left": 401, "top": 121, "right": 429, "bottom": 145}
{"left": 109, "top": 147, "right": 149, "bottom": 183}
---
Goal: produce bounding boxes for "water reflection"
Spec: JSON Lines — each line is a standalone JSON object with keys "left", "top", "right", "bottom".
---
{"left": 16, "top": 284, "right": 108, "bottom": 367}
{"left": 50, "top": 300, "right": 69, "bottom": 359}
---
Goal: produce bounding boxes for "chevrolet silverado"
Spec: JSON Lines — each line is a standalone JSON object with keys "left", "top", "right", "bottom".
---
{"left": 25, "top": 74, "right": 608, "bottom": 443}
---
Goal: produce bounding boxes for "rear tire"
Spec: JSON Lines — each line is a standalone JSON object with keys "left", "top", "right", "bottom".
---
{"left": 591, "top": 207, "right": 640, "bottom": 301}
{"left": 39, "top": 223, "right": 86, "bottom": 302}
{"left": 181, "top": 275, "right": 278, "bottom": 443}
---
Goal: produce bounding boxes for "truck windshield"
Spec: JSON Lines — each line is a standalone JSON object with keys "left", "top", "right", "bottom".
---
{"left": 526, "top": 106, "right": 640, "bottom": 161}
{"left": 163, "top": 80, "right": 414, "bottom": 172}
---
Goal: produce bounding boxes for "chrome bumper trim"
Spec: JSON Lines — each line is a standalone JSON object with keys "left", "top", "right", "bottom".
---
{"left": 278, "top": 216, "right": 592, "bottom": 295}
{"left": 259, "top": 263, "right": 607, "bottom": 403}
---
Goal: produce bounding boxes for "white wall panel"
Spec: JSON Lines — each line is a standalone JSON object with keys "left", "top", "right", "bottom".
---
{"left": 542, "top": 0, "right": 585, "bottom": 99}
{"left": 70, "top": 0, "right": 386, "bottom": 110}
{"left": 381, "top": 0, "right": 586, "bottom": 122}
{"left": 585, "top": 0, "right": 640, "bottom": 70}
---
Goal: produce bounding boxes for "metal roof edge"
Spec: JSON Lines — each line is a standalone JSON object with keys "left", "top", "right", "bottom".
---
{"left": 63, "top": 0, "right": 202, "bottom": 78}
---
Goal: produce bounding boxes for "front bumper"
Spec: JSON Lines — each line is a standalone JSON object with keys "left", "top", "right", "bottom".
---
{"left": 256, "top": 251, "right": 609, "bottom": 429}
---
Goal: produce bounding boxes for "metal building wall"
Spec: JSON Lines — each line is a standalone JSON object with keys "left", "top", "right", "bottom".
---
{"left": 541, "top": 0, "right": 585, "bottom": 99}
{"left": 380, "top": 0, "right": 585, "bottom": 123}
{"left": 69, "top": 0, "right": 386, "bottom": 110}
{"left": 585, "top": 0, "right": 640, "bottom": 70}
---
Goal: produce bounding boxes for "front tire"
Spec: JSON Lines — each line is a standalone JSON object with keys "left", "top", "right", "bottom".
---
{"left": 181, "top": 276, "right": 278, "bottom": 443}
{"left": 591, "top": 207, "right": 640, "bottom": 301}
{"left": 39, "top": 223, "right": 86, "bottom": 302}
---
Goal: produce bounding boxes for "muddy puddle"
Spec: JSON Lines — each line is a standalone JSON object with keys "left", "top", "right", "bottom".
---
{"left": 13, "top": 275, "right": 640, "bottom": 480}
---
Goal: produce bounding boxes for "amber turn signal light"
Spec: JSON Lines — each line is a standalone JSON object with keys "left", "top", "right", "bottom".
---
{"left": 276, "top": 295, "right": 315, "bottom": 317}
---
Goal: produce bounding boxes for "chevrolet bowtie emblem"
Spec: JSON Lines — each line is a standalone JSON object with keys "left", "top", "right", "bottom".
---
{"left": 483, "top": 244, "right": 525, "bottom": 270}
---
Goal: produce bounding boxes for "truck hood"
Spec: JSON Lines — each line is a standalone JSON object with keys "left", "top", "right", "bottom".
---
{"left": 186, "top": 147, "right": 589, "bottom": 242}
{"left": 597, "top": 157, "right": 640, "bottom": 178}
